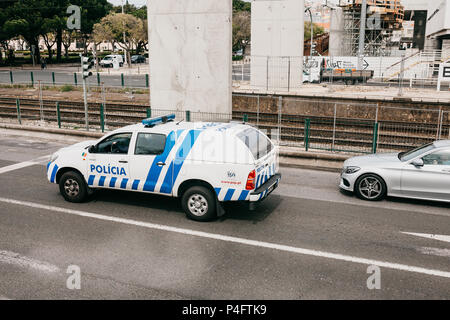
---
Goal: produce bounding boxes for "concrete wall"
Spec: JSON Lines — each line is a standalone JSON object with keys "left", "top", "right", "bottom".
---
{"left": 402, "top": 0, "right": 429, "bottom": 11}
{"left": 148, "top": 0, "right": 232, "bottom": 114}
{"left": 426, "top": 0, "right": 450, "bottom": 38}
{"left": 250, "top": 0, "right": 305, "bottom": 92}
{"left": 329, "top": 7, "right": 344, "bottom": 57}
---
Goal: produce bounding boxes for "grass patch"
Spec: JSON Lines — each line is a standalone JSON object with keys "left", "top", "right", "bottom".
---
{"left": 60, "top": 85, "right": 75, "bottom": 92}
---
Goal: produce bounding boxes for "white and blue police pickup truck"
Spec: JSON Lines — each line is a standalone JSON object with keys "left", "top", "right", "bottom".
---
{"left": 46, "top": 114, "right": 281, "bottom": 221}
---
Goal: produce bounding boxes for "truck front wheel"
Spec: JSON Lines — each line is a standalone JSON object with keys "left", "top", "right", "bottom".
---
{"left": 181, "top": 186, "right": 217, "bottom": 222}
{"left": 59, "top": 171, "right": 88, "bottom": 203}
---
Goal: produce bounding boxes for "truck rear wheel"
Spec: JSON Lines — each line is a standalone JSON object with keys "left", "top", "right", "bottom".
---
{"left": 181, "top": 186, "right": 217, "bottom": 222}
{"left": 59, "top": 171, "right": 88, "bottom": 203}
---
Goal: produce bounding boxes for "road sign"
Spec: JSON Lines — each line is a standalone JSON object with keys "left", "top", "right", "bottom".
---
{"left": 437, "top": 61, "right": 450, "bottom": 91}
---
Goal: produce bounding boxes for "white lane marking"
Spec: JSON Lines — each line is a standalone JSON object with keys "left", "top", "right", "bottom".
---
{"left": 402, "top": 232, "right": 450, "bottom": 244}
{"left": 417, "top": 247, "right": 450, "bottom": 258}
{"left": 1, "top": 197, "right": 450, "bottom": 279}
{"left": 0, "top": 155, "right": 50, "bottom": 175}
{"left": 0, "top": 250, "right": 60, "bottom": 273}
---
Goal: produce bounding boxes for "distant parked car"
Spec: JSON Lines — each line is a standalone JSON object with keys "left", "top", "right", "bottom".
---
{"left": 340, "top": 140, "right": 450, "bottom": 203}
{"left": 131, "top": 55, "right": 146, "bottom": 64}
{"left": 99, "top": 54, "right": 124, "bottom": 68}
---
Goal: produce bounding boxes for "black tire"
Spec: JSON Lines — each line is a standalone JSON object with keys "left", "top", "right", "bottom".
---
{"left": 181, "top": 186, "right": 217, "bottom": 222}
{"left": 59, "top": 171, "right": 88, "bottom": 203}
{"left": 354, "top": 174, "right": 386, "bottom": 201}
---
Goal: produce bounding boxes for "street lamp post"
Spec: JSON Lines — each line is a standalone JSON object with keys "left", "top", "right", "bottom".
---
{"left": 357, "top": 0, "right": 367, "bottom": 70}
{"left": 122, "top": 0, "right": 128, "bottom": 68}
{"left": 305, "top": 7, "right": 314, "bottom": 60}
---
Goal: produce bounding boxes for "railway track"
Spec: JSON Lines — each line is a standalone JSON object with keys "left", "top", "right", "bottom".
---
{"left": 0, "top": 97, "right": 446, "bottom": 152}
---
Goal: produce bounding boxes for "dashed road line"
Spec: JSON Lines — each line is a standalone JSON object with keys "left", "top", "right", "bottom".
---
{"left": 0, "top": 250, "right": 60, "bottom": 273}
{"left": 0, "top": 155, "right": 50, "bottom": 175}
{"left": 0, "top": 197, "right": 450, "bottom": 279}
{"left": 417, "top": 247, "right": 450, "bottom": 258}
{"left": 402, "top": 232, "right": 450, "bottom": 243}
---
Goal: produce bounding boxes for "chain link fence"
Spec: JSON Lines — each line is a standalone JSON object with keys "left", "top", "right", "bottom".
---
{"left": 0, "top": 84, "right": 449, "bottom": 155}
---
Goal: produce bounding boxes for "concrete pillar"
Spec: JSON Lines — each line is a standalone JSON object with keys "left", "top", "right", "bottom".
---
{"left": 250, "top": 0, "right": 305, "bottom": 92}
{"left": 329, "top": 7, "right": 344, "bottom": 57}
{"left": 148, "top": 0, "right": 232, "bottom": 114}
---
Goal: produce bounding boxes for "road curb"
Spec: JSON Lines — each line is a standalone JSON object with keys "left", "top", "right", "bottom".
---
{"left": 0, "top": 123, "right": 103, "bottom": 138}
{"left": 0, "top": 123, "right": 349, "bottom": 171}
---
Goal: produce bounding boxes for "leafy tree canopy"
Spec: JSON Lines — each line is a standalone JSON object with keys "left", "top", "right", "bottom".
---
{"left": 233, "top": 0, "right": 251, "bottom": 12}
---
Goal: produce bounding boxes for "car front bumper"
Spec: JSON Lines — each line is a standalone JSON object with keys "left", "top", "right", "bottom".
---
{"left": 339, "top": 170, "right": 358, "bottom": 192}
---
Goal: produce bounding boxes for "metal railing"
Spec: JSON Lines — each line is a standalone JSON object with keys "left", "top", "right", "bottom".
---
{"left": 0, "top": 70, "right": 149, "bottom": 88}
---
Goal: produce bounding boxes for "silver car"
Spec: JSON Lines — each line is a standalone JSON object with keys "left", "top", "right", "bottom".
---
{"left": 339, "top": 140, "right": 450, "bottom": 202}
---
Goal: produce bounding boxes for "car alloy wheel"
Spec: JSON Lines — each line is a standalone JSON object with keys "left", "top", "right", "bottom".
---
{"left": 358, "top": 176, "right": 382, "bottom": 200}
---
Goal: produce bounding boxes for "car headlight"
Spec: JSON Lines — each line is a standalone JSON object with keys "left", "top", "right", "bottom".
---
{"left": 344, "top": 166, "right": 361, "bottom": 174}
{"left": 50, "top": 153, "right": 59, "bottom": 163}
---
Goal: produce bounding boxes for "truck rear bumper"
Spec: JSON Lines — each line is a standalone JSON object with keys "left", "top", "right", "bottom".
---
{"left": 249, "top": 173, "right": 281, "bottom": 202}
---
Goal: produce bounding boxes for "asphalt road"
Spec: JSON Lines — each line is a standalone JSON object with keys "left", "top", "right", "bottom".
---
{"left": 0, "top": 70, "right": 149, "bottom": 88}
{"left": 0, "top": 67, "right": 251, "bottom": 87}
{"left": 0, "top": 128, "right": 449, "bottom": 300}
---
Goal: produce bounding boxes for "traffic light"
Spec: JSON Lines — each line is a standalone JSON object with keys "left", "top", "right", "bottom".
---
{"left": 81, "top": 56, "right": 94, "bottom": 79}
{"left": 311, "top": 43, "right": 317, "bottom": 55}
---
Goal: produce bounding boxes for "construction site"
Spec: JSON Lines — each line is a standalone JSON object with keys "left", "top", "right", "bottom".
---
{"left": 338, "top": 0, "right": 405, "bottom": 56}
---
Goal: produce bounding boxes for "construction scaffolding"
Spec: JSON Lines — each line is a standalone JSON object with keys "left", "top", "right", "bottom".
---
{"left": 339, "top": 0, "right": 404, "bottom": 57}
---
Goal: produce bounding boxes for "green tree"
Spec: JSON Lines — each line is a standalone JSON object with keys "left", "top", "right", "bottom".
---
{"left": 70, "top": 0, "right": 113, "bottom": 54}
{"left": 304, "top": 22, "right": 324, "bottom": 42}
{"left": 0, "top": 1, "right": 14, "bottom": 64}
{"left": 233, "top": 11, "right": 250, "bottom": 53}
{"left": 233, "top": 0, "right": 251, "bottom": 12}
{"left": 4, "top": 0, "right": 49, "bottom": 64}
{"left": 93, "top": 13, "right": 146, "bottom": 64}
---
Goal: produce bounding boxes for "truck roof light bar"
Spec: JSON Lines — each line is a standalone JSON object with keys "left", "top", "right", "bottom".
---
{"left": 142, "top": 114, "right": 176, "bottom": 127}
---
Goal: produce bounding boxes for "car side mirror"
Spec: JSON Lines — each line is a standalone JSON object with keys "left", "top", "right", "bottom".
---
{"left": 88, "top": 145, "right": 96, "bottom": 153}
{"left": 411, "top": 158, "right": 424, "bottom": 167}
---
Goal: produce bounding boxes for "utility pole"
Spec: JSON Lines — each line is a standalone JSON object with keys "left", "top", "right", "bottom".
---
{"left": 305, "top": 7, "right": 314, "bottom": 60}
{"left": 357, "top": 0, "right": 367, "bottom": 70}
{"left": 122, "top": 0, "right": 128, "bottom": 68}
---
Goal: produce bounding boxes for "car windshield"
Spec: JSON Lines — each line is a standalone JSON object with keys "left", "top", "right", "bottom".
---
{"left": 399, "top": 143, "right": 435, "bottom": 162}
{"left": 103, "top": 56, "right": 112, "bottom": 60}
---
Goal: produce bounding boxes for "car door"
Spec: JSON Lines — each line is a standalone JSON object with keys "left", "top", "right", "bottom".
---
{"left": 401, "top": 148, "right": 450, "bottom": 201}
{"left": 128, "top": 131, "right": 176, "bottom": 193}
{"left": 87, "top": 132, "right": 132, "bottom": 189}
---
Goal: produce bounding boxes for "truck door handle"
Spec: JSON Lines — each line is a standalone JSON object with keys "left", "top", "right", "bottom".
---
{"left": 119, "top": 160, "right": 128, "bottom": 164}
{"left": 157, "top": 162, "right": 166, "bottom": 167}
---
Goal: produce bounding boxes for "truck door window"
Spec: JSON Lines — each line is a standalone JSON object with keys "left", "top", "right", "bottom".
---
{"left": 135, "top": 133, "right": 166, "bottom": 155}
{"left": 95, "top": 133, "right": 132, "bottom": 154}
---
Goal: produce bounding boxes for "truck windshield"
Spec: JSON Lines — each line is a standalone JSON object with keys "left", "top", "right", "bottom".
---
{"left": 237, "top": 128, "right": 273, "bottom": 160}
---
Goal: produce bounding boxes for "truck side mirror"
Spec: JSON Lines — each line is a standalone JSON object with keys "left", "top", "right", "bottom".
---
{"left": 88, "top": 145, "right": 96, "bottom": 153}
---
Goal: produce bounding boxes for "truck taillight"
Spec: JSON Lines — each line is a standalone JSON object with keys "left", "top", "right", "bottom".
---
{"left": 246, "top": 170, "right": 256, "bottom": 190}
